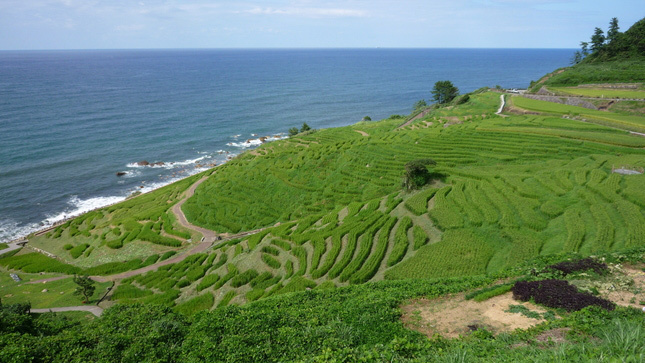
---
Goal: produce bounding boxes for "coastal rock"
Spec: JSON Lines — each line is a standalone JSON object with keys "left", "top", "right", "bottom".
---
{"left": 246, "top": 139, "right": 252, "bottom": 143}
{"left": 116, "top": 171, "right": 127, "bottom": 177}
{"left": 137, "top": 160, "right": 150, "bottom": 166}
{"left": 259, "top": 136, "right": 268, "bottom": 143}
{"left": 152, "top": 161, "right": 165, "bottom": 166}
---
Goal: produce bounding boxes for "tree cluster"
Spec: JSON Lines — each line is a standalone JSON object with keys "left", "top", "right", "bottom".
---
{"left": 571, "top": 17, "right": 645, "bottom": 64}
{"left": 288, "top": 122, "right": 311, "bottom": 136}
{"left": 402, "top": 159, "right": 437, "bottom": 191}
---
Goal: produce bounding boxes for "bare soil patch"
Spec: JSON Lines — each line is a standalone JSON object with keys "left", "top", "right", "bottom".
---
{"left": 354, "top": 130, "right": 369, "bottom": 137}
{"left": 401, "top": 292, "right": 550, "bottom": 339}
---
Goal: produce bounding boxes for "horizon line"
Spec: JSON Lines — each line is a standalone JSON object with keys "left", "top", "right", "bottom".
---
{"left": 0, "top": 46, "right": 579, "bottom": 52}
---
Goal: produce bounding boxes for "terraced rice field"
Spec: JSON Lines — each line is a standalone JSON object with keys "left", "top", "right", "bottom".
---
{"left": 13, "top": 90, "right": 645, "bottom": 310}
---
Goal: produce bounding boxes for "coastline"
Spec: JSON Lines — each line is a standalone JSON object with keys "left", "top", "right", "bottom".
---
{"left": 2, "top": 134, "right": 286, "bottom": 246}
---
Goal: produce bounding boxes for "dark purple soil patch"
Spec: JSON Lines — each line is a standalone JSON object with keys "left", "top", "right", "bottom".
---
{"left": 548, "top": 258, "right": 608, "bottom": 276}
{"left": 512, "top": 279, "right": 615, "bottom": 312}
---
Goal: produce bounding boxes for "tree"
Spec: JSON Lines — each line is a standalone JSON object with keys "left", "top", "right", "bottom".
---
{"left": 591, "top": 27, "right": 606, "bottom": 52}
{"left": 73, "top": 275, "right": 95, "bottom": 304}
{"left": 288, "top": 127, "right": 299, "bottom": 136}
{"left": 402, "top": 159, "right": 436, "bottom": 191}
{"left": 362, "top": 116, "right": 371, "bottom": 121}
{"left": 413, "top": 99, "right": 427, "bottom": 111}
{"left": 570, "top": 51, "right": 583, "bottom": 65}
{"left": 607, "top": 17, "right": 620, "bottom": 43}
{"left": 300, "top": 123, "right": 311, "bottom": 133}
{"left": 431, "top": 81, "right": 459, "bottom": 104}
{"left": 580, "top": 41, "right": 590, "bottom": 57}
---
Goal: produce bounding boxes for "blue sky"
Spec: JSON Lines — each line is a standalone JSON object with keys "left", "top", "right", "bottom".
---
{"left": 1, "top": 0, "right": 643, "bottom": 50}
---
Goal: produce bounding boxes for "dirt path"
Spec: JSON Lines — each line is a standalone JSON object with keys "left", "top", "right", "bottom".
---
{"left": 398, "top": 109, "right": 432, "bottom": 129}
{"left": 171, "top": 176, "right": 217, "bottom": 242}
{"left": 354, "top": 130, "right": 369, "bottom": 137}
{"left": 26, "top": 276, "right": 69, "bottom": 284}
{"left": 496, "top": 94, "right": 505, "bottom": 115}
{"left": 31, "top": 305, "right": 104, "bottom": 317}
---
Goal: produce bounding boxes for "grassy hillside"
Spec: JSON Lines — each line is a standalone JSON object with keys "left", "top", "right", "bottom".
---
{"left": 3, "top": 84, "right": 643, "bottom": 310}
{"left": 2, "top": 50, "right": 645, "bottom": 361}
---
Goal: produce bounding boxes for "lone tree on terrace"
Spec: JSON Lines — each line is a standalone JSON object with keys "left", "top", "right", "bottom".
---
{"left": 431, "top": 80, "right": 459, "bottom": 104}
{"left": 73, "top": 275, "right": 96, "bottom": 304}
{"left": 402, "top": 159, "right": 437, "bottom": 191}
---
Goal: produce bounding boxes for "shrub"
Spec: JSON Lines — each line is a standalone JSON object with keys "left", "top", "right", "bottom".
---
{"left": 111, "top": 284, "right": 153, "bottom": 300}
{"left": 412, "top": 226, "right": 428, "bottom": 250}
{"left": 196, "top": 274, "right": 221, "bottom": 291}
{"left": 231, "top": 269, "right": 259, "bottom": 288}
{"left": 0, "top": 253, "right": 81, "bottom": 274}
{"left": 246, "top": 289, "right": 265, "bottom": 302}
{"left": 548, "top": 258, "right": 608, "bottom": 276}
{"left": 160, "top": 251, "right": 177, "bottom": 261}
{"left": 176, "top": 279, "right": 191, "bottom": 288}
{"left": 512, "top": 279, "right": 615, "bottom": 312}
{"left": 63, "top": 244, "right": 73, "bottom": 250}
{"left": 261, "top": 245, "right": 280, "bottom": 256}
{"left": 387, "top": 217, "right": 412, "bottom": 267}
{"left": 84, "top": 259, "right": 143, "bottom": 275}
{"left": 175, "top": 293, "right": 214, "bottom": 315}
{"left": 262, "top": 254, "right": 281, "bottom": 269}
{"left": 69, "top": 243, "right": 90, "bottom": 259}
{"left": 217, "top": 291, "right": 236, "bottom": 307}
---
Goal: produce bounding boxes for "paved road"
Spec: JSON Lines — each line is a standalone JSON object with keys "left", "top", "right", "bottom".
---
{"left": 31, "top": 305, "right": 104, "bottom": 317}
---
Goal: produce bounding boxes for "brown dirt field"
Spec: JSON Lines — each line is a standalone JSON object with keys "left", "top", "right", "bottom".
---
{"left": 401, "top": 264, "right": 645, "bottom": 340}
{"left": 401, "top": 292, "right": 550, "bottom": 339}
{"left": 601, "top": 265, "right": 645, "bottom": 309}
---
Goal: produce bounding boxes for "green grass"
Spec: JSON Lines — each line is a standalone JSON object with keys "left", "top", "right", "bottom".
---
{"left": 538, "top": 59, "right": 645, "bottom": 87}
{"left": 0, "top": 273, "right": 111, "bottom": 308}
{"left": 511, "top": 95, "right": 645, "bottom": 133}
{"left": 549, "top": 86, "right": 645, "bottom": 99}
{"left": 10, "top": 89, "right": 645, "bottom": 315}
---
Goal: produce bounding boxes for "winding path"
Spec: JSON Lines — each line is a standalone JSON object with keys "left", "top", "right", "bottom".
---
{"left": 398, "top": 108, "right": 433, "bottom": 129}
{"left": 171, "top": 176, "right": 217, "bottom": 242}
{"left": 30, "top": 305, "right": 104, "bottom": 317}
{"left": 496, "top": 94, "right": 505, "bottom": 114}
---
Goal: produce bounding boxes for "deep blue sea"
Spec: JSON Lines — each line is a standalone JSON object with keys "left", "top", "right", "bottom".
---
{"left": 0, "top": 48, "right": 574, "bottom": 242}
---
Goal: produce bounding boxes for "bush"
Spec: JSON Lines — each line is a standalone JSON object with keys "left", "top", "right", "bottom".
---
{"left": 512, "top": 279, "right": 615, "bottom": 311}
{"left": 69, "top": 243, "right": 90, "bottom": 259}
{"left": 111, "top": 284, "right": 153, "bottom": 300}
{"left": 231, "top": 270, "right": 259, "bottom": 288}
{"left": 175, "top": 293, "right": 214, "bottom": 315}
{"left": 0, "top": 253, "right": 81, "bottom": 274}
{"left": 196, "top": 274, "right": 221, "bottom": 291}
{"left": 63, "top": 244, "right": 73, "bottom": 250}
{"left": 262, "top": 254, "right": 281, "bottom": 269}
{"left": 160, "top": 251, "right": 177, "bottom": 261}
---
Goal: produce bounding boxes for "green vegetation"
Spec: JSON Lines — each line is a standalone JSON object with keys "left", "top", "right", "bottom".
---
{"left": 432, "top": 80, "right": 459, "bottom": 104}
{"left": 2, "top": 31, "right": 645, "bottom": 362}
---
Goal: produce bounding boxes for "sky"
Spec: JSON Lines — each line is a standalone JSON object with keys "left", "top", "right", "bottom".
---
{"left": 0, "top": 0, "right": 643, "bottom": 50}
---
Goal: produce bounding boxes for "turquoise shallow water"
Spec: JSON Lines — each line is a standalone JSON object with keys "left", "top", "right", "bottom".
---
{"left": 0, "top": 48, "right": 574, "bottom": 242}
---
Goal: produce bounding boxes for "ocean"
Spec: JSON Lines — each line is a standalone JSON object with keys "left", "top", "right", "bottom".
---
{"left": 0, "top": 48, "right": 574, "bottom": 243}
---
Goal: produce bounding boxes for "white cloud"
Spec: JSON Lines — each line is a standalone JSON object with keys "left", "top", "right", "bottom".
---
{"left": 115, "top": 24, "right": 144, "bottom": 31}
{"left": 245, "top": 7, "right": 368, "bottom": 18}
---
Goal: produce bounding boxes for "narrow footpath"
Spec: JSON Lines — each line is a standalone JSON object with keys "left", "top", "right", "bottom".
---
{"left": 30, "top": 305, "right": 104, "bottom": 317}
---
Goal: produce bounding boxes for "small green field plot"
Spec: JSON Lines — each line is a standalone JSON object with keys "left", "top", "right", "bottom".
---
{"left": 538, "top": 59, "right": 645, "bottom": 87}
{"left": 511, "top": 96, "right": 645, "bottom": 133}
{"left": 0, "top": 269, "right": 111, "bottom": 308}
{"left": 548, "top": 86, "right": 645, "bottom": 99}
{"left": 27, "top": 171, "right": 204, "bottom": 266}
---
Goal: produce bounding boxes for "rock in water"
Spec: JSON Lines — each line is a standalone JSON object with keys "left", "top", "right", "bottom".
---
{"left": 116, "top": 171, "right": 127, "bottom": 177}
{"left": 137, "top": 160, "right": 150, "bottom": 166}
